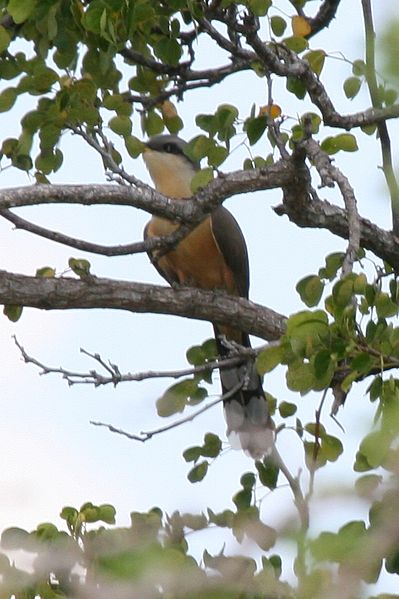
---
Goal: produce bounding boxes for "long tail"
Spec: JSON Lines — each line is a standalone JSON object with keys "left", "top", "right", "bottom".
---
{"left": 214, "top": 327, "right": 274, "bottom": 459}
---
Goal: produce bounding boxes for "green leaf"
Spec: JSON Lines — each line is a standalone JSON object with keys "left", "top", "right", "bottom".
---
{"left": 256, "top": 344, "right": 283, "bottom": 375}
{"left": 267, "top": 554, "right": 282, "bottom": 579}
{"left": 190, "top": 167, "right": 214, "bottom": 193}
{"left": 303, "top": 49, "right": 326, "bottom": 76}
{"left": 187, "top": 461, "right": 208, "bottom": 483}
{"left": 207, "top": 144, "right": 228, "bottom": 167}
{"left": 183, "top": 446, "right": 202, "bottom": 463}
{"left": 278, "top": 401, "right": 297, "bottom": 418}
{"left": 320, "top": 136, "right": 339, "bottom": 155}
{"left": 304, "top": 440, "right": 327, "bottom": 470}
{"left": 359, "top": 431, "right": 391, "bottom": 468}
{"left": 80, "top": 503, "right": 100, "bottom": 523}
{"left": 60, "top": 506, "right": 78, "bottom": 524}
{"left": 335, "top": 133, "right": 358, "bottom": 152}
{"left": 352, "top": 59, "right": 366, "bottom": 76}
{"left": 245, "top": 115, "right": 267, "bottom": 145}
{"left": 186, "top": 344, "right": 206, "bottom": 366}
{"left": 1, "top": 527, "right": 30, "bottom": 550}
{"left": 8, "top": 0, "right": 37, "bottom": 23}
{"left": 156, "top": 379, "right": 198, "bottom": 417}
{"left": 143, "top": 110, "right": 164, "bottom": 136}
{"left": 216, "top": 103, "right": 239, "bottom": 133}
{"left": 296, "top": 275, "right": 324, "bottom": 307}
{"left": 246, "top": 0, "right": 272, "bottom": 17}
{"left": 103, "top": 93, "right": 125, "bottom": 111}
{"left": 0, "top": 25, "right": 11, "bottom": 53}
{"left": 255, "top": 459, "right": 279, "bottom": 489}
{"left": 233, "top": 488, "right": 252, "bottom": 509}
{"left": 286, "top": 75, "right": 307, "bottom": 99}
{"left": 351, "top": 352, "right": 373, "bottom": 373}
{"left": 186, "top": 135, "right": 212, "bottom": 161}
{"left": 109, "top": 115, "right": 132, "bottom": 137}
{"left": 286, "top": 361, "right": 315, "bottom": 393}
{"left": 154, "top": 37, "right": 182, "bottom": 66}
{"left": 384, "top": 88, "right": 398, "bottom": 106}
{"left": 201, "top": 338, "right": 218, "bottom": 360}
{"left": 195, "top": 114, "right": 217, "bottom": 135}
{"left": 343, "top": 76, "right": 362, "bottom": 99}
{"left": 0, "top": 87, "right": 16, "bottom": 113}
{"left": 286, "top": 310, "right": 329, "bottom": 341}
{"left": 300, "top": 112, "right": 321, "bottom": 134}
{"left": 241, "top": 472, "right": 256, "bottom": 490}
{"left": 332, "top": 277, "right": 354, "bottom": 307}
{"left": 319, "top": 252, "right": 344, "bottom": 280}
{"left": 283, "top": 36, "right": 308, "bottom": 53}
{"left": 68, "top": 257, "right": 91, "bottom": 277}
{"left": 35, "top": 522, "right": 59, "bottom": 542}
{"left": 201, "top": 432, "right": 222, "bottom": 458}
{"left": 125, "top": 135, "right": 145, "bottom": 158}
{"left": 164, "top": 114, "right": 183, "bottom": 134}
{"left": 305, "top": 422, "right": 326, "bottom": 438}
{"left": 368, "top": 376, "right": 382, "bottom": 402}
{"left": 35, "top": 149, "right": 63, "bottom": 174}
{"left": 355, "top": 474, "right": 382, "bottom": 498}
{"left": 36, "top": 266, "right": 56, "bottom": 278}
{"left": 3, "top": 304, "right": 23, "bottom": 322}
{"left": 375, "top": 291, "right": 398, "bottom": 318}
{"left": 353, "top": 450, "right": 373, "bottom": 472}
{"left": 314, "top": 349, "right": 333, "bottom": 379}
{"left": 270, "top": 16, "right": 287, "bottom": 37}
{"left": 98, "top": 504, "right": 116, "bottom": 524}
{"left": 322, "top": 435, "right": 343, "bottom": 462}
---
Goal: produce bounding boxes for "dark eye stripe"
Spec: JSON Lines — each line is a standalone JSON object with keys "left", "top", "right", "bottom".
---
{"left": 163, "top": 142, "right": 181, "bottom": 155}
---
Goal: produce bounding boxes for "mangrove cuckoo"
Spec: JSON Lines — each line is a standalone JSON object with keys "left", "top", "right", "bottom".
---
{"left": 143, "top": 134, "right": 273, "bottom": 459}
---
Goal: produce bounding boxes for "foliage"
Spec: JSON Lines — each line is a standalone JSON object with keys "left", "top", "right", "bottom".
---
{"left": 1, "top": 0, "right": 399, "bottom": 597}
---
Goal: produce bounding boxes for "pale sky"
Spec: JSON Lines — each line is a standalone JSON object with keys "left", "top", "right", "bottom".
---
{"left": 0, "top": 1, "right": 398, "bottom": 593}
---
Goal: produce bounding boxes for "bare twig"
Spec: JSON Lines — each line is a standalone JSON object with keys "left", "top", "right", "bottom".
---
{"left": 13, "top": 335, "right": 269, "bottom": 387}
{"left": 69, "top": 125, "right": 144, "bottom": 188}
{"left": 0, "top": 206, "right": 196, "bottom": 258}
{"left": 271, "top": 446, "right": 309, "bottom": 532}
{"left": 361, "top": 0, "right": 399, "bottom": 234}
{"left": 90, "top": 380, "right": 245, "bottom": 442}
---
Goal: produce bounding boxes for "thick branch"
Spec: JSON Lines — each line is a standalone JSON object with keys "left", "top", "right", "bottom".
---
{"left": 306, "top": 0, "right": 341, "bottom": 39}
{"left": 274, "top": 195, "right": 399, "bottom": 269}
{"left": 0, "top": 159, "right": 294, "bottom": 219}
{"left": 0, "top": 271, "right": 286, "bottom": 342}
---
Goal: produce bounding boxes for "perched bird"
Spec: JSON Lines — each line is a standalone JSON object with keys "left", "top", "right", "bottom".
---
{"left": 143, "top": 134, "right": 273, "bottom": 459}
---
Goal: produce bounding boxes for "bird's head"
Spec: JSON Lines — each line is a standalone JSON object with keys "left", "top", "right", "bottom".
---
{"left": 143, "top": 134, "right": 199, "bottom": 198}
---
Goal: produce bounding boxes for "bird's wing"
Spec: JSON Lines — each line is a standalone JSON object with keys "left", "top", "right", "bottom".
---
{"left": 143, "top": 220, "right": 180, "bottom": 286}
{"left": 210, "top": 206, "right": 250, "bottom": 299}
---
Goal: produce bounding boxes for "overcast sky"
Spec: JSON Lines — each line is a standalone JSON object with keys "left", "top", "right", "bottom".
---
{"left": 0, "top": 1, "right": 398, "bottom": 593}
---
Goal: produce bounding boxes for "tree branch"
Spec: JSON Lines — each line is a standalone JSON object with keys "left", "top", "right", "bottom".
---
{"left": 90, "top": 380, "right": 246, "bottom": 443}
{"left": 0, "top": 271, "right": 286, "bottom": 342}
{"left": 14, "top": 336, "right": 266, "bottom": 387}
{"left": 0, "top": 207, "right": 195, "bottom": 258}
{"left": 306, "top": 0, "right": 341, "bottom": 39}
{"left": 274, "top": 194, "right": 399, "bottom": 270}
{"left": 0, "top": 158, "right": 295, "bottom": 218}
{"left": 361, "top": 0, "right": 399, "bottom": 234}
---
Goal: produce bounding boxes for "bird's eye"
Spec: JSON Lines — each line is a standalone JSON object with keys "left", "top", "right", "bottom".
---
{"left": 164, "top": 142, "right": 178, "bottom": 154}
